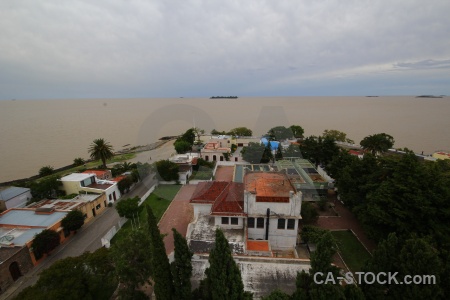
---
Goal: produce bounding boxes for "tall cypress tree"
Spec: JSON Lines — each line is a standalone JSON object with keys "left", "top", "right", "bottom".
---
{"left": 201, "top": 228, "right": 249, "bottom": 300}
{"left": 171, "top": 228, "right": 193, "bottom": 300}
{"left": 146, "top": 205, "right": 173, "bottom": 300}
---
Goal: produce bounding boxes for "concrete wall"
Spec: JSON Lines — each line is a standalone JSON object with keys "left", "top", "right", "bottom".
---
{"left": 214, "top": 216, "right": 244, "bottom": 229}
{"left": 61, "top": 180, "right": 81, "bottom": 195}
{"left": 247, "top": 217, "right": 299, "bottom": 249}
{"left": 244, "top": 192, "right": 302, "bottom": 217}
{"left": 0, "top": 246, "right": 34, "bottom": 295}
{"left": 192, "top": 203, "right": 212, "bottom": 218}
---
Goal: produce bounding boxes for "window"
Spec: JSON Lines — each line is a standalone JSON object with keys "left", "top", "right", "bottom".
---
{"left": 278, "top": 218, "right": 286, "bottom": 230}
{"left": 231, "top": 217, "right": 238, "bottom": 225}
{"left": 287, "top": 219, "right": 296, "bottom": 230}
{"left": 109, "top": 194, "right": 112, "bottom": 200}
{"left": 221, "top": 217, "right": 229, "bottom": 224}
{"left": 248, "top": 217, "right": 255, "bottom": 228}
{"left": 96, "top": 204, "right": 101, "bottom": 210}
{"left": 257, "top": 217, "right": 264, "bottom": 228}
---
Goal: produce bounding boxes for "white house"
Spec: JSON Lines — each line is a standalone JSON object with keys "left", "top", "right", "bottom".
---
{"left": 188, "top": 172, "right": 302, "bottom": 254}
{"left": 59, "top": 173, "right": 121, "bottom": 203}
{"left": 0, "top": 187, "right": 32, "bottom": 211}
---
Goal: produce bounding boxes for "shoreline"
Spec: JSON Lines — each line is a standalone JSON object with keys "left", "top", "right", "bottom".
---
{"left": 0, "top": 139, "right": 174, "bottom": 186}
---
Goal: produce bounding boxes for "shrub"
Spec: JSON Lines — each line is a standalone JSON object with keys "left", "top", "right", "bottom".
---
{"left": 32, "top": 229, "right": 60, "bottom": 260}
{"left": 39, "top": 165, "right": 54, "bottom": 177}
{"left": 73, "top": 157, "right": 85, "bottom": 166}
{"left": 301, "top": 202, "right": 319, "bottom": 224}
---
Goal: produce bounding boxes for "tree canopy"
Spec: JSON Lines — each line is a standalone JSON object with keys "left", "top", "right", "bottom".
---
{"left": 360, "top": 133, "right": 394, "bottom": 155}
{"left": 268, "top": 126, "right": 293, "bottom": 140}
{"left": 61, "top": 210, "right": 84, "bottom": 232}
{"left": 171, "top": 228, "right": 193, "bottom": 300}
{"left": 289, "top": 125, "right": 304, "bottom": 138}
{"left": 115, "top": 196, "right": 142, "bottom": 219}
{"left": 155, "top": 160, "right": 180, "bottom": 181}
{"left": 322, "top": 129, "right": 354, "bottom": 143}
{"left": 242, "top": 142, "right": 272, "bottom": 163}
{"left": 39, "top": 165, "right": 54, "bottom": 177}
{"left": 88, "top": 138, "right": 114, "bottom": 168}
{"left": 228, "top": 127, "right": 253, "bottom": 136}
{"left": 32, "top": 229, "right": 61, "bottom": 260}
{"left": 198, "top": 228, "right": 250, "bottom": 299}
{"left": 174, "top": 139, "right": 192, "bottom": 154}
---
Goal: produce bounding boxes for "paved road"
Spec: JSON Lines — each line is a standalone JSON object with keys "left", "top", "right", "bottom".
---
{"left": 1, "top": 174, "right": 158, "bottom": 300}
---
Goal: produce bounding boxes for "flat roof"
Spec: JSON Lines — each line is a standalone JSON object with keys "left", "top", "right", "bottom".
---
{"left": 0, "top": 187, "right": 30, "bottom": 201}
{"left": 244, "top": 172, "right": 295, "bottom": 198}
{"left": 60, "top": 173, "right": 93, "bottom": 181}
{"left": 0, "top": 227, "right": 44, "bottom": 246}
{"left": 0, "top": 209, "right": 67, "bottom": 227}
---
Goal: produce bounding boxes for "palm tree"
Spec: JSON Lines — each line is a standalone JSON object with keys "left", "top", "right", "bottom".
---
{"left": 88, "top": 138, "right": 114, "bottom": 168}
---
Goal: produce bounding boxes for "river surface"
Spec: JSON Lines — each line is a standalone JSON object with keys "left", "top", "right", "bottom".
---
{"left": 1, "top": 96, "right": 449, "bottom": 182}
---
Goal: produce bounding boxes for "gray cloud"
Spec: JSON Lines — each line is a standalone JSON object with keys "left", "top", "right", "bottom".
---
{"left": 1, "top": 0, "right": 449, "bottom": 98}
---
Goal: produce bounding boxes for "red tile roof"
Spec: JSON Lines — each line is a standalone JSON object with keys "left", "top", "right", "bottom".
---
{"left": 111, "top": 176, "right": 127, "bottom": 182}
{"left": 210, "top": 182, "right": 244, "bottom": 216}
{"left": 190, "top": 181, "right": 230, "bottom": 204}
{"left": 349, "top": 149, "right": 363, "bottom": 156}
{"left": 191, "top": 157, "right": 198, "bottom": 165}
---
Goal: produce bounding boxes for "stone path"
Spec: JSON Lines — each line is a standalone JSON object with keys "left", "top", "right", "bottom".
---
{"left": 316, "top": 195, "right": 376, "bottom": 253}
{"left": 158, "top": 185, "right": 196, "bottom": 255}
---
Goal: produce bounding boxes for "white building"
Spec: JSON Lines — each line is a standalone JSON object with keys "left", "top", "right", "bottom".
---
{"left": 188, "top": 172, "right": 303, "bottom": 254}
{"left": 0, "top": 187, "right": 32, "bottom": 211}
{"left": 59, "top": 173, "right": 121, "bottom": 203}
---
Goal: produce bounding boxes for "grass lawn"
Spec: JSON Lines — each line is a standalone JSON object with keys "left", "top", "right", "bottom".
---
{"left": 37, "top": 153, "right": 137, "bottom": 181}
{"left": 189, "top": 170, "right": 213, "bottom": 180}
{"left": 331, "top": 230, "right": 372, "bottom": 272}
{"left": 110, "top": 185, "right": 181, "bottom": 245}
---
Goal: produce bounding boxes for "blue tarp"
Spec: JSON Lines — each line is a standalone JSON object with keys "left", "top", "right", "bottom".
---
{"left": 260, "top": 138, "right": 279, "bottom": 150}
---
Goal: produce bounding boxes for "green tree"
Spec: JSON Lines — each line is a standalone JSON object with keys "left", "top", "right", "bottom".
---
{"left": 193, "top": 127, "right": 205, "bottom": 144}
{"left": 322, "top": 129, "right": 354, "bottom": 144}
{"left": 61, "top": 210, "right": 84, "bottom": 232}
{"left": 211, "top": 129, "right": 227, "bottom": 135}
{"left": 268, "top": 126, "right": 293, "bottom": 140}
{"left": 343, "top": 284, "right": 366, "bottom": 300}
{"left": 360, "top": 133, "right": 394, "bottom": 155}
{"left": 199, "top": 228, "right": 250, "bottom": 299}
{"left": 146, "top": 206, "right": 173, "bottom": 300}
{"left": 88, "top": 138, "right": 114, "bottom": 168}
{"left": 15, "top": 248, "right": 117, "bottom": 300}
{"left": 156, "top": 160, "right": 180, "bottom": 181}
{"left": 310, "top": 231, "right": 340, "bottom": 277}
{"left": 242, "top": 142, "right": 271, "bottom": 164}
{"left": 39, "top": 165, "right": 54, "bottom": 177}
{"left": 171, "top": 228, "right": 193, "bottom": 300}
{"left": 179, "top": 128, "right": 196, "bottom": 145}
{"left": 115, "top": 196, "right": 142, "bottom": 219}
{"left": 289, "top": 125, "right": 304, "bottom": 138}
{"left": 29, "top": 175, "right": 62, "bottom": 201}
{"left": 301, "top": 202, "right": 318, "bottom": 224}
{"left": 228, "top": 127, "right": 253, "bottom": 136}
{"left": 32, "top": 229, "right": 60, "bottom": 260}
{"left": 283, "top": 144, "right": 302, "bottom": 158}
{"left": 262, "top": 289, "right": 291, "bottom": 300}
{"left": 117, "top": 176, "right": 134, "bottom": 194}
{"left": 112, "top": 229, "right": 152, "bottom": 299}
{"left": 73, "top": 157, "right": 85, "bottom": 166}
{"left": 301, "top": 225, "right": 328, "bottom": 243}
{"left": 174, "top": 140, "right": 192, "bottom": 154}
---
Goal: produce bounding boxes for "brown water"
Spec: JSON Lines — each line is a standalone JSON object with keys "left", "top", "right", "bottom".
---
{"left": 1, "top": 96, "right": 449, "bottom": 182}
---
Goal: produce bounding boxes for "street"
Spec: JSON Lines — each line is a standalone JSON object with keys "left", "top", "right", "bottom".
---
{"left": 1, "top": 174, "right": 158, "bottom": 300}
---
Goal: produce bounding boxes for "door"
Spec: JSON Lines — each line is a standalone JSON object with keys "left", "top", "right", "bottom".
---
{"left": 9, "top": 261, "right": 22, "bottom": 281}
{"left": 92, "top": 208, "right": 96, "bottom": 217}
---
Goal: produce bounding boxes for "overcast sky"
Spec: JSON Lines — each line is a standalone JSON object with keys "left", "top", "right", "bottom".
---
{"left": 1, "top": 1, "right": 449, "bottom": 99}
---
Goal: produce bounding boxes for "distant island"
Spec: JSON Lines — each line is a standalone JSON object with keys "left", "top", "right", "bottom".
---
{"left": 366, "top": 96, "right": 379, "bottom": 97}
{"left": 416, "top": 95, "right": 443, "bottom": 98}
{"left": 210, "top": 96, "right": 238, "bottom": 99}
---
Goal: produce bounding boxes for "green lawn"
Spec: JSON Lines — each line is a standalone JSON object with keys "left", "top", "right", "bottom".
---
{"left": 38, "top": 153, "right": 137, "bottom": 181}
{"left": 110, "top": 185, "right": 181, "bottom": 245}
{"left": 331, "top": 230, "right": 372, "bottom": 272}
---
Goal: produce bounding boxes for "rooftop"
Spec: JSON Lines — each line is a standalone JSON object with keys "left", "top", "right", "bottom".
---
{"left": 0, "top": 227, "right": 45, "bottom": 246}
{"left": 82, "top": 170, "right": 109, "bottom": 176}
{"left": 244, "top": 172, "right": 295, "bottom": 199}
{"left": 0, "top": 209, "right": 67, "bottom": 227}
{"left": 210, "top": 182, "right": 244, "bottom": 216}
{"left": 60, "top": 173, "right": 93, "bottom": 182}
{"left": 86, "top": 183, "right": 113, "bottom": 190}
{"left": 190, "top": 181, "right": 230, "bottom": 204}
{"left": 0, "top": 186, "right": 30, "bottom": 201}
{"left": 247, "top": 240, "right": 270, "bottom": 252}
